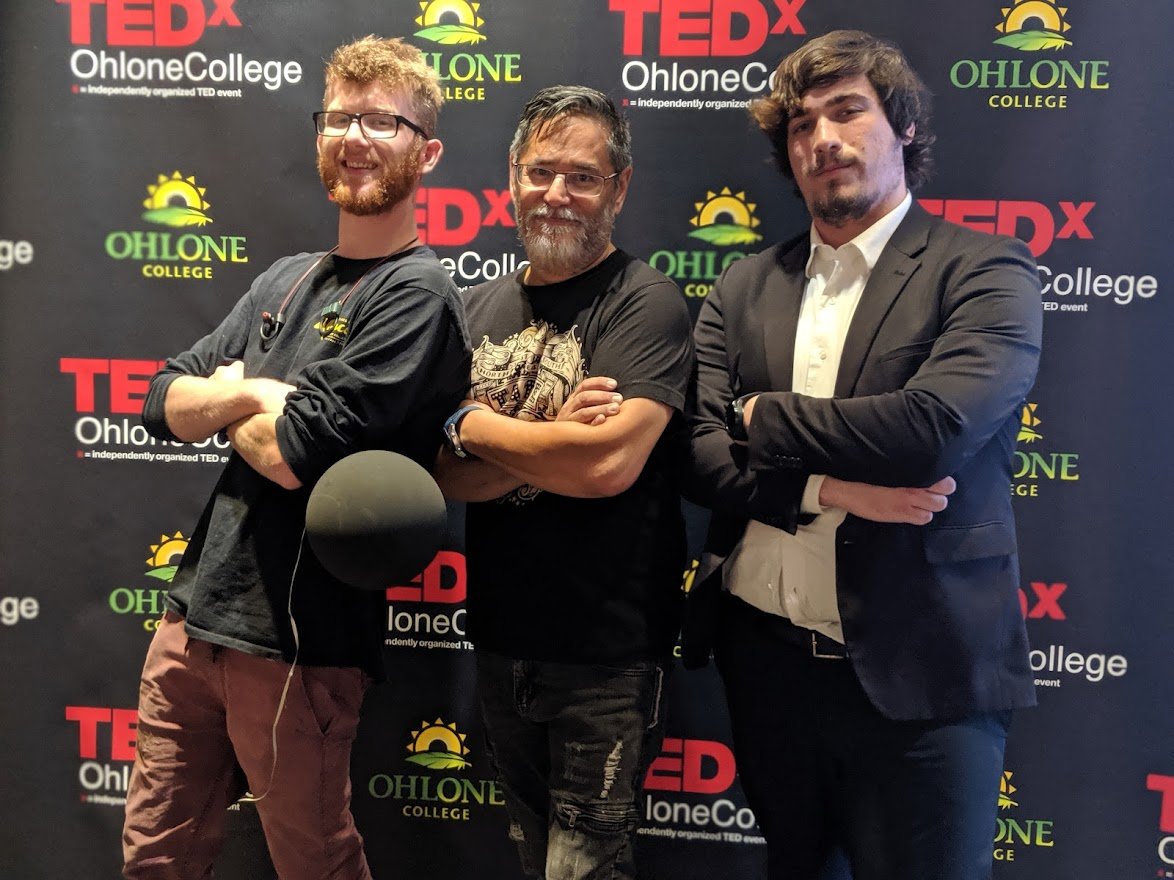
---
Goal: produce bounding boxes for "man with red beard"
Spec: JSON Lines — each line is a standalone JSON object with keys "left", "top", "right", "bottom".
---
{"left": 122, "top": 37, "right": 469, "bottom": 880}
{"left": 434, "top": 86, "right": 693, "bottom": 880}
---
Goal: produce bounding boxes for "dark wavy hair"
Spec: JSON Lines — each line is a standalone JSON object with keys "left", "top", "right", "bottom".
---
{"left": 509, "top": 86, "right": 631, "bottom": 172}
{"left": 750, "top": 30, "right": 935, "bottom": 189}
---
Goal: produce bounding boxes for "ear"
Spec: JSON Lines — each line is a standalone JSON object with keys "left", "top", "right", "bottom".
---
{"left": 418, "top": 138, "right": 444, "bottom": 175}
{"left": 611, "top": 165, "right": 634, "bottom": 214}
{"left": 901, "top": 123, "right": 916, "bottom": 146}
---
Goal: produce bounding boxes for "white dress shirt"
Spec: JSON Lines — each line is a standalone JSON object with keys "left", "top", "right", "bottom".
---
{"left": 722, "top": 193, "right": 913, "bottom": 642}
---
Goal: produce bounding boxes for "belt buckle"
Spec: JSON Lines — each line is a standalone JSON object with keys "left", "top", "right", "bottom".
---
{"left": 811, "top": 632, "right": 845, "bottom": 660}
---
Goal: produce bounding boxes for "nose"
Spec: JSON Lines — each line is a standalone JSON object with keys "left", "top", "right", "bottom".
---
{"left": 342, "top": 117, "right": 370, "bottom": 144}
{"left": 812, "top": 116, "right": 842, "bottom": 155}
{"left": 543, "top": 173, "right": 572, "bottom": 206}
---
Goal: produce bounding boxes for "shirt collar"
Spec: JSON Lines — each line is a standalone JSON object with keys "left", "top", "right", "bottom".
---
{"left": 805, "top": 191, "right": 913, "bottom": 278}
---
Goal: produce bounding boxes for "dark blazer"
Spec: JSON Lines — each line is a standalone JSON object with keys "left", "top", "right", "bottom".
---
{"left": 684, "top": 204, "right": 1043, "bottom": 721}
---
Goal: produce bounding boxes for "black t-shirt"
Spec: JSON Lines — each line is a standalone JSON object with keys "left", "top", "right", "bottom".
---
{"left": 142, "top": 248, "right": 470, "bottom": 677}
{"left": 462, "top": 250, "right": 693, "bottom": 662}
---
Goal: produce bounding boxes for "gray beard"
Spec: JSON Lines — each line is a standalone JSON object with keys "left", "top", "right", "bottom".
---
{"left": 516, "top": 203, "right": 615, "bottom": 279}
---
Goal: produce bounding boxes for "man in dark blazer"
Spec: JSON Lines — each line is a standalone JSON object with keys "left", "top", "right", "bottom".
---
{"left": 684, "top": 30, "right": 1042, "bottom": 880}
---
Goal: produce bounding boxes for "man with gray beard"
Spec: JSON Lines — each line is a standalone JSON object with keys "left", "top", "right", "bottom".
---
{"left": 433, "top": 86, "right": 693, "bottom": 880}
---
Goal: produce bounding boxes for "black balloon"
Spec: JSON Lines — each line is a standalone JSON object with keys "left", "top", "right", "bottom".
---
{"left": 305, "top": 450, "right": 448, "bottom": 590}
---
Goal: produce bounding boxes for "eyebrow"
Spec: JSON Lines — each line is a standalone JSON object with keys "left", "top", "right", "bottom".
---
{"left": 795, "top": 91, "right": 873, "bottom": 118}
{"left": 524, "top": 157, "right": 605, "bottom": 173}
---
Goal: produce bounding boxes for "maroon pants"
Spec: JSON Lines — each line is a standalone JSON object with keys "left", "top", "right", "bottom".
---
{"left": 122, "top": 611, "right": 372, "bottom": 880}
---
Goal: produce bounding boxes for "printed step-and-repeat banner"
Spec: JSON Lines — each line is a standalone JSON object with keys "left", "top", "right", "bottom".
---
{"left": 2, "top": 1, "right": 1172, "bottom": 877}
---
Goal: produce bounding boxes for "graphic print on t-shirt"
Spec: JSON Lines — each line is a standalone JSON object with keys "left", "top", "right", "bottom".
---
{"left": 469, "top": 320, "right": 585, "bottom": 504}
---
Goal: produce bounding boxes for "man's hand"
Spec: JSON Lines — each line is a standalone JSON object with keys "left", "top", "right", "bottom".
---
{"left": 556, "top": 376, "right": 623, "bottom": 426}
{"left": 210, "top": 360, "right": 245, "bottom": 382}
{"left": 819, "top": 475, "right": 956, "bottom": 525}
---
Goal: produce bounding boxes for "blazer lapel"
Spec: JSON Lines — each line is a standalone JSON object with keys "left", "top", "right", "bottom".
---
{"left": 763, "top": 236, "right": 809, "bottom": 392}
{"left": 835, "top": 204, "right": 933, "bottom": 398}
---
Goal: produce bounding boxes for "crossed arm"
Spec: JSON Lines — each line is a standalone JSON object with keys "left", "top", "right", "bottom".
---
{"left": 434, "top": 377, "right": 672, "bottom": 501}
{"left": 161, "top": 359, "right": 300, "bottom": 488}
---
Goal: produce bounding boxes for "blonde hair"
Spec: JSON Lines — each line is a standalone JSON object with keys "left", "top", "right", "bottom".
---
{"left": 324, "top": 36, "right": 443, "bottom": 136}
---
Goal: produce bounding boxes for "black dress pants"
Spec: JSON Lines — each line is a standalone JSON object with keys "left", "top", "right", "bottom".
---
{"left": 714, "top": 593, "right": 1010, "bottom": 880}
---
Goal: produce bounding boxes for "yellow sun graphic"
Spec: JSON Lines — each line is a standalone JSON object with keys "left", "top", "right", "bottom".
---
{"left": 1018, "top": 403, "right": 1043, "bottom": 444}
{"left": 414, "top": 0, "right": 486, "bottom": 44}
{"left": 142, "top": 171, "right": 212, "bottom": 228}
{"left": 688, "top": 187, "right": 762, "bottom": 246}
{"left": 998, "top": 770, "right": 1019, "bottom": 810}
{"left": 145, "top": 532, "right": 187, "bottom": 583}
{"left": 994, "top": 0, "right": 1072, "bottom": 51}
{"left": 405, "top": 718, "right": 472, "bottom": 771}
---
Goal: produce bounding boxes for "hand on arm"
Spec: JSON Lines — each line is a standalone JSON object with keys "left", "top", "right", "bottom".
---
{"left": 819, "top": 475, "right": 956, "bottom": 526}
{"left": 457, "top": 389, "right": 669, "bottom": 500}
{"left": 162, "top": 360, "right": 296, "bottom": 443}
{"left": 433, "top": 377, "right": 625, "bottom": 502}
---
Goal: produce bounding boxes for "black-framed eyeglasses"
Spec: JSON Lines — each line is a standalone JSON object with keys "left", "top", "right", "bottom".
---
{"left": 313, "top": 111, "right": 431, "bottom": 140}
{"left": 512, "top": 163, "right": 621, "bottom": 197}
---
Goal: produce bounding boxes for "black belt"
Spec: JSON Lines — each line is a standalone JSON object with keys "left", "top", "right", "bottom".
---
{"left": 724, "top": 592, "right": 848, "bottom": 659}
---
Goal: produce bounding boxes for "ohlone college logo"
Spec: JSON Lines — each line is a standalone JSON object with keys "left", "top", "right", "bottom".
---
{"left": 1011, "top": 402, "right": 1078, "bottom": 498}
{"left": 949, "top": 0, "right": 1109, "bottom": 111}
{"left": 367, "top": 715, "right": 504, "bottom": 821}
{"left": 406, "top": 718, "right": 472, "bottom": 770}
{"left": 993, "top": 770, "right": 1055, "bottom": 862}
{"left": 109, "top": 531, "right": 186, "bottom": 632}
{"left": 994, "top": 0, "right": 1073, "bottom": 51}
{"left": 650, "top": 188, "right": 760, "bottom": 301}
{"left": 143, "top": 171, "right": 211, "bottom": 228}
{"left": 411, "top": 1, "right": 521, "bottom": 103}
{"left": 690, "top": 188, "right": 762, "bottom": 246}
{"left": 104, "top": 169, "right": 248, "bottom": 282}
{"left": 414, "top": 0, "right": 487, "bottom": 45}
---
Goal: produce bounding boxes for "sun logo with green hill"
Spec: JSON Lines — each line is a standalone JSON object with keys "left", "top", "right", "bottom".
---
{"left": 998, "top": 770, "right": 1019, "bottom": 809}
{"left": 689, "top": 187, "right": 762, "bottom": 246}
{"left": 414, "top": 0, "right": 486, "bottom": 45}
{"left": 145, "top": 532, "right": 188, "bottom": 583}
{"left": 994, "top": 0, "right": 1072, "bottom": 51}
{"left": 405, "top": 718, "right": 472, "bottom": 771}
{"left": 1018, "top": 402, "right": 1043, "bottom": 444}
{"left": 142, "top": 171, "right": 212, "bottom": 228}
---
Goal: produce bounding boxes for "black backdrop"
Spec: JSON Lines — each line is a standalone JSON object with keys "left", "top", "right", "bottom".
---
{"left": 2, "top": 1, "right": 1173, "bottom": 877}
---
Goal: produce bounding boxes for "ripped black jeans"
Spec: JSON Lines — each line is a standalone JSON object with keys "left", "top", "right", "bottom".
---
{"left": 475, "top": 651, "right": 669, "bottom": 880}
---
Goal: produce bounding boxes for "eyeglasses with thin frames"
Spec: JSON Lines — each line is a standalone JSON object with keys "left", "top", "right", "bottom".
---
{"left": 313, "top": 111, "right": 430, "bottom": 140}
{"left": 512, "top": 163, "right": 621, "bottom": 198}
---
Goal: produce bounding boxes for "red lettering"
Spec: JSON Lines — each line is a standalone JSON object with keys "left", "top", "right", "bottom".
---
{"left": 1056, "top": 201, "right": 1094, "bottom": 240}
{"left": 770, "top": 0, "right": 806, "bottom": 35}
{"left": 1148, "top": 774, "right": 1174, "bottom": 833}
{"left": 111, "top": 708, "right": 139, "bottom": 761}
{"left": 151, "top": 0, "right": 205, "bottom": 48}
{"left": 60, "top": 358, "right": 109, "bottom": 412}
{"left": 65, "top": 706, "right": 138, "bottom": 760}
{"left": 481, "top": 190, "right": 515, "bottom": 229}
{"left": 60, "top": 358, "right": 165, "bottom": 414}
{"left": 997, "top": 201, "right": 1054, "bottom": 258}
{"left": 386, "top": 551, "right": 467, "bottom": 604}
{"left": 1024, "top": 582, "right": 1066, "bottom": 620}
{"left": 943, "top": 199, "right": 997, "bottom": 236}
{"left": 416, "top": 189, "right": 514, "bottom": 246}
{"left": 207, "top": 0, "right": 240, "bottom": 27}
{"left": 110, "top": 359, "right": 161, "bottom": 414}
{"left": 610, "top": 0, "right": 660, "bottom": 56}
{"left": 58, "top": 0, "right": 104, "bottom": 44}
{"left": 108, "top": 0, "right": 154, "bottom": 46}
{"left": 710, "top": 0, "right": 768, "bottom": 56}
{"left": 661, "top": 0, "right": 711, "bottom": 56}
{"left": 644, "top": 738, "right": 736, "bottom": 794}
{"left": 58, "top": 0, "right": 237, "bottom": 46}
{"left": 66, "top": 706, "right": 110, "bottom": 759}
